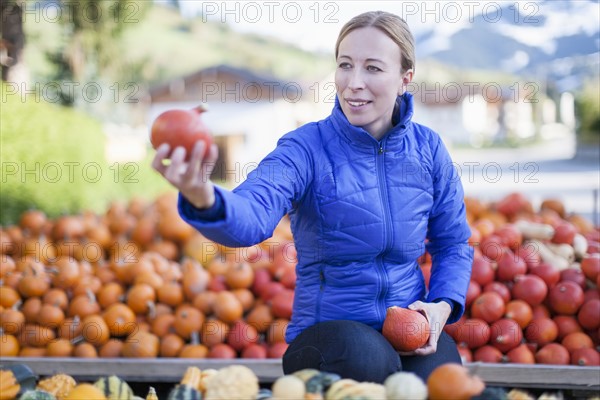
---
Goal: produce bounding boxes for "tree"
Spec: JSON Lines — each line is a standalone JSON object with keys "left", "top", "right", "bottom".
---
{"left": 1, "top": 0, "right": 25, "bottom": 81}
{"left": 45, "top": 0, "right": 149, "bottom": 106}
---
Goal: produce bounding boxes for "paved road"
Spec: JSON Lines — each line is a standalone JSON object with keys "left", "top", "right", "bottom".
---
{"left": 449, "top": 137, "right": 600, "bottom": 226}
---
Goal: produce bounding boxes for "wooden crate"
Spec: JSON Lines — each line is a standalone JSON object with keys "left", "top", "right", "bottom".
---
{"left": 1, "top": 357, "right": 599, "bottom": 391}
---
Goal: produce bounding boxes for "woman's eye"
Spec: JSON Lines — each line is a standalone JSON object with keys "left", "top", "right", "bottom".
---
{"left": 367, "top": 65, "right": 382, "bottom": 72}
{"left": 338, "top": 62, "right": 351, "bottom": 69}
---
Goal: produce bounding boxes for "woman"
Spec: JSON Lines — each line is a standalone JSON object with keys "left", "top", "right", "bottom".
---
{"left": 152, "top": 11, "right": 473, "bottom": 383}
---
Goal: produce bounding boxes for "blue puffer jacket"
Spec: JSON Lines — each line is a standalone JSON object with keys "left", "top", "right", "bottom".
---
{"left": 179, "top": 92, "right": 473, "bottom": 343}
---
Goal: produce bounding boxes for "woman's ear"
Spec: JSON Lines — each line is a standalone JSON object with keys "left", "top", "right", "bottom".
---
{"left": 402, "top": 69, "right": 414, "bottom": 85}
{"left": 398, "top": 69, "right": 414, "bottom": 95}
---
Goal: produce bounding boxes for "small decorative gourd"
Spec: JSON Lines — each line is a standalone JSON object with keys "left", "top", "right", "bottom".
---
{"left": 0, "top": 369, "right": 21, "bottom": 400}
{"left": 198, "top": 369, "right": 217, "bottom": 394}
{"left": 204, "top": 365, "right": 258, "bottom": 400}
{"left": 93, "top": 375, "right": 134, "bottom": 400}
{"left": 292, "top": 369, "right": 323, "bottom": 400}
{"left": 18, "top": 391, "right": 56, "bottom": 400}
{"left": 36, "top": 374, "right": 76, "bottom": 399}
{"left": 328, "top": 380, "right": 386, "bottom": 400}
{"left": 145, "top": 387, "right": 158, "bottom": 400}
{"left": 167, "top": 385, "right": 202, "bottom": 400}
{"left": 180, "top": 367, "right": 202, "bottom": 390}
{"left": 255, "top": 389, "right": 272, "bottom": 400}
{"left": 62, "top": 384, "right": 107, "bottom": 400}
{"left": 383, "top": 372, "right": 428, "bottom": 400}
{"left": 271, "top": 375, "right": 305, "bottom": 399}
{"left": 325, "top": 379, "right": 359, "bottom": 400}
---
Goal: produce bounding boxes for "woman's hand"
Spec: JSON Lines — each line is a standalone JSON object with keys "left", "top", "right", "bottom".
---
{"left": 151, "top": 141, "right": 219, "bottom": 209}
{"left": 398, "top": 300, "right": 452, "bottom": 356}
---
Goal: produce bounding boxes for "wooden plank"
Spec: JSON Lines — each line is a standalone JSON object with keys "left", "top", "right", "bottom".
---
{"left": 1, "top": 357, "right": 599, "bottom": 390}
{"left": 0, "top": 358, "right": 283, "bottom": 382}
{"left": 466, "top": 362, "right": 600, "bottom": 391}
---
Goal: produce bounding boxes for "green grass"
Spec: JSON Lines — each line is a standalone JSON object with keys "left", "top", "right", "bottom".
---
{"left": 0, "top": 82, "right": 171, "bottom": 225}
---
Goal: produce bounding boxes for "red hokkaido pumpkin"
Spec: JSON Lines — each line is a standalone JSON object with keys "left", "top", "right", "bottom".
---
{"left": 382, "top": 306, "right": 430, "bottom": 352}
{"left": 150, "top": 106, "right": 213, "bottom": 160}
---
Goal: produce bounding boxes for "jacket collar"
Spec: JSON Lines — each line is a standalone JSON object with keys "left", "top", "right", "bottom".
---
{"left": 330, "top": 92, "right": 414, "bottom": 148}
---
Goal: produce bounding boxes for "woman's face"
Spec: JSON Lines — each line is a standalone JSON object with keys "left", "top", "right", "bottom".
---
{"left": 335, "top": 27, "right": 413, "bottom": 140}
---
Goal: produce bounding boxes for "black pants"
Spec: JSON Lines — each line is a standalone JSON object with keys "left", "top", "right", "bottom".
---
{"left": 282, "top": 320, "right": 461, "bottom": 383}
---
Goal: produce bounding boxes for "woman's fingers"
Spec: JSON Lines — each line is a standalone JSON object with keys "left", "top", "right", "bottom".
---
{"left": 151, "top": 143, "right": 171, "bottom": 175}
{"left": 163, "top": 146, "right": 185, "bottom": 182}
{"left": 398, "top": 300, "right": 450, "bottom": 356}
{"left": 150, "top": 141, "right": 217, "bottom": 208}
{"left": 201, "top": 143, "right": 219, "bottom": 180}
{"left": 183, "top": 141, "right": 207, "bottom": 184}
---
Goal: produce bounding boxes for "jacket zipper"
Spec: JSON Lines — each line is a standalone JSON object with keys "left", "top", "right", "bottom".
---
{"left": 375, "top": 141, "right": 392, "bottom": 323}
{"left": 316, "top": 265, "right": 325, "bottom": 322}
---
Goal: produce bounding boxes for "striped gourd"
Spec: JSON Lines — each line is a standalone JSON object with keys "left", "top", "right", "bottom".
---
{"left": 18, "top": 390, "right": 56, "bottom": 400}
{"left": 180, "top": 367, "right": 202, "bottom": 390}
{"left": 167, "top": 385, "right": 202, "bottom": 400}
{"left": 255, "top": 389, "right": 272, "bottom": 400}
{"left": 320, "top": 372, "right": 341, "bottom": 392}
{"left": 325, "top": 379, "right": 360, "bottom": 400}
{"left": 93, "top": 375, "right": 134, "bottom": 400}
{"left": 304, "top": 374, "right": 325, "bottom": 400}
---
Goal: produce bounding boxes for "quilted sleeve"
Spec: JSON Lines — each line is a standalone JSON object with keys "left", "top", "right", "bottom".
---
{"left": 178, "top": 133, "right": 312, "bottom": 248}
{"left": 425, "top": 135, "right": 474, "bottom": 324}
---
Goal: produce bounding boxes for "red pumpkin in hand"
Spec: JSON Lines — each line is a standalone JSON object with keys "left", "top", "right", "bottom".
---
{"left": 382, "top": 306, "right": 430, "bottom": 352}
{"left": 151, "top": 105, "right": 213, "bottom": 160}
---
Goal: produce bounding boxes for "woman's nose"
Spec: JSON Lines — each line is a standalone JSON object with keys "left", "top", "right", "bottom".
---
{"left": 347, "top": 69, "right": 365, "bottom": 90}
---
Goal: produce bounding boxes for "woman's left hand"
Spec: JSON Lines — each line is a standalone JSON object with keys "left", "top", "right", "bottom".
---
{"left": 398, "top": 300, "right": 452, "bottom": 356}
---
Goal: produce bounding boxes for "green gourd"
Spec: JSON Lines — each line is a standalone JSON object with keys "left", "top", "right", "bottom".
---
{"left": 18, "top": 390, "right": 57, "bottom": 400}
{"left": 167, "top": 384, "right": 202, "bottom": 400}
{"left": 93, "top": 375, "right": 134, "bottom": 400}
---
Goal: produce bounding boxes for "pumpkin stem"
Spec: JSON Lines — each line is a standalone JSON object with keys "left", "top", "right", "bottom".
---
{"left": 194, "top": 103, "right": 209, "bottom": 113}
{"left": 71, "top": 335, "right": 85, "bottom": 345}
{"left": 12, "top": 300, "right": 22, "bottom": 310}
{"left": 85, "top": 288, "right": 97, "bottom": 304}
{"left": 190, "top": 331, "right": 200, "bottom": 345}
{"left": 147, "top": 301, "right": 156, "bottom": 319}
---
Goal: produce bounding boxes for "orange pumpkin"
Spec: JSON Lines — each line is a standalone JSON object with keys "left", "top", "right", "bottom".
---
{"left": 122, "top": 331, "right": 159, "bottom": 358}
{"left": 0, "top": 332, "right": 19, "bottom": 356}
{"left": 225, "top": 262, "right": 255, "bottom": 289}
{"left": 159, "top": 333, "right": 185, "bottom": 357}
{"left": 103, "top": 303, "right": 136, "bottom": 337}
{"left": 81, "top": 315, "right": 110, "bottom": 346}
{"left": 68, "top": 290, "right": 100, "bottom": 318}
{"left": 173, "top": 304, "right": 204, "bottom": 340}
{"left": 126, "top": 284, "right": 156, "bottom": 315}
{"left": 213, "top": 291, "right": 243, "bottom": 323}
{"left": 46, "top": 338, "right": 74, "bottom": 357}
{"left": 427, "top": 363, "right": 485, "bottom": 400}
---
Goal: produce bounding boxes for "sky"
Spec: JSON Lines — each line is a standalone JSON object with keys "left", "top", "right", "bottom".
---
{"left": 167, "top": 0, "right": 600, "bottom": 55}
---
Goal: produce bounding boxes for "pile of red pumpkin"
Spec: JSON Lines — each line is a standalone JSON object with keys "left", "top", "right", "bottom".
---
{"left": 435, "top": 193, "right": 600, "bottom": 366}
{"left": 0, "top": 192, "right": 294, "bottom": 360}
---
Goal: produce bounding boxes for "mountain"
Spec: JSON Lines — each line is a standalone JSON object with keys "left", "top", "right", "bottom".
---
{"left": 415, "top": 0, "right": 599, "bottom": 91}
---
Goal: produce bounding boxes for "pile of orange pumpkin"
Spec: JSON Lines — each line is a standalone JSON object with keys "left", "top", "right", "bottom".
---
{"left": 0, "top": 192, "right": 292, "bottom": 360}
{"left": 0, "top": 191, "right": 598, "bottom": 367}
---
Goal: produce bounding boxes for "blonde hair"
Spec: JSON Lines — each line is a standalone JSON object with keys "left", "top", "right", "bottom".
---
{"left": 335, "top": 11, "right": 415, "bottom": 73}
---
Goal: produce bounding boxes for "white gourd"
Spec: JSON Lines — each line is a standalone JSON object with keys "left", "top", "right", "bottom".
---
{"left": 384, "top": 372, "right": 428, "bottom": 400}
